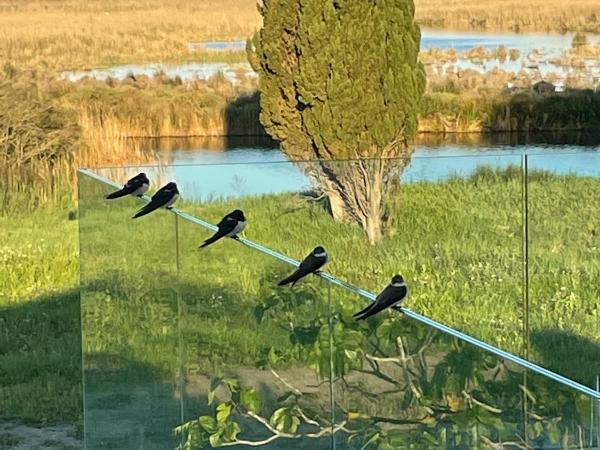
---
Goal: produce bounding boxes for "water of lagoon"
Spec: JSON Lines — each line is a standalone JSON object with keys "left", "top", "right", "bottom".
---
{"left": 61, "top": 30, "right": 600, "bottom": 83}
{"left": 122, "top": 133, "right": 600, "bottom": 202}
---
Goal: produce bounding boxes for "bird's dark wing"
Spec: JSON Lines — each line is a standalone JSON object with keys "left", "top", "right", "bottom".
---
{"left": 278, "top": 255, "right": 325, "bottom": 286}
{"left": 199, "top": 217, "right": 238, "bottom": 248}
{"left": 106, "top": 179, "right": 142, "bottom": 199}
{"left": 132, "top": 188, "right": 171, "bottom": 219}
{"left": 355, "top": 285, "right": 407, "bottom": 321}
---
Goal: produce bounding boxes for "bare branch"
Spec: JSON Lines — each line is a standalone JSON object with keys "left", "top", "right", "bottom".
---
{"left": 270, "top": 369, "right": 302, "bottom": 396}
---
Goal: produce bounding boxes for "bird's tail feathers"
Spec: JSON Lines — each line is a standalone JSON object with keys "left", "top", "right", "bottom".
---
{"left": 277, "top": 273, "right": 298, "bottom": 286}
{"left": 199, "top": 234, "right": 220, "bottom": 248}
{"left": 132, "top": 206, "right": 150, "bottom": 219}
{"left": 352, "top": 304, "right": 373, "bottom": 319}
{"left": 106, "top": 188, "right": 128, "bottom": 200}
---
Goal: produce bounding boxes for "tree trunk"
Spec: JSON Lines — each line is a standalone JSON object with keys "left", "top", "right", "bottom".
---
{"left": 301, "top": 144, "right": 411, "bottom": 244}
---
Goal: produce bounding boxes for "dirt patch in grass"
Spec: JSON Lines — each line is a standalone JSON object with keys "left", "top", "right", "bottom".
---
{"left": 0, "top": 422, "right": 81, "bottom": 450}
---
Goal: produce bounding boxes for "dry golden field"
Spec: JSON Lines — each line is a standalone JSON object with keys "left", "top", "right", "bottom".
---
{"left": 415, "top": 0, "right": 600, "bottom": 33}
{"left": 1, "top": 0, "right": 599, "bottom": 71}
{"left": 0, "top": 0, "right": 261, "bottom": 70}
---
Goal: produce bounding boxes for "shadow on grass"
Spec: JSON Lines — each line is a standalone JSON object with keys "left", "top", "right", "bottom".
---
{"left": 531, "top": 328, "right": 600, "bottom": 389}
{"left": 0, "top": 289, "right": 82, "bottom": 425}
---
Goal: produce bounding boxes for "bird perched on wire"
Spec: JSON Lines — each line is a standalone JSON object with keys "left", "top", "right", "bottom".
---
{"left": 199, "top": 209, "right": 247, "bottom": 248}
{"left": 132, "top": 182, "right": 179, "bottom": 219}
{"left": 353, "top": 274, "right": 408, "bottom": 320}
{"left": 106, "top": 173, "right": 150, "bottom": 199}
{"left": 278, "top": 246, "right": 328, "bottom": 287}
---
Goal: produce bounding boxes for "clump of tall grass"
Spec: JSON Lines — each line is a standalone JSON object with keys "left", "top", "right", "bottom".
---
{"left": 0, "top": 69, "right": 78, "bottom": 211}
{"left": 0, "top": 68, "right": 158, "bottom": 213}
{"left": 62, "top": 72, "right": 260, "bottom": 138}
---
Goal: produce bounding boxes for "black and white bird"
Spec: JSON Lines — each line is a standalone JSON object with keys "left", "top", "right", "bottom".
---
{"left": 278, "top": 246, "right": 328, "bottom": 287}
{"left": 353, "top": 274, "right": 408, "bottom": 321}
{"left": 132, "top": 182, "right": 179, "bottom": 219}
{"left": 199, "top": 209, "right": 247, "bottom": 248}
{"left": 106, "top": 173, "right": 150, "bottom": 200}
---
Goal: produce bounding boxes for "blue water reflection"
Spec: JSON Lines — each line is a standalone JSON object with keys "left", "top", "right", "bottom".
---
{"left": 125, "top": 136, "right": 600, "bottom": 202}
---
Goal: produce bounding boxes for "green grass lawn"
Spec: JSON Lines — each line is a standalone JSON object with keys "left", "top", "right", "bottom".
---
{"left": 1, "top": 167, "right": 599, "bottom": 449}
{"left": 0, "top": 207, "right": 81, "bottom": 425}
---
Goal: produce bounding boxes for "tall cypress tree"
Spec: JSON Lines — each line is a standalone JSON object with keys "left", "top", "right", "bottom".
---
{"left": 249, "top": 0, "right": 425, "bottom": 243}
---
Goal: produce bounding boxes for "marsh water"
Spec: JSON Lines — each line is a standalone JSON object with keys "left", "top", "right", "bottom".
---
{"left": 62, "top": 29, "right": 600, "bottom": 83}
{"left": 126, "top": 133, "right": 600, "bottom": 202}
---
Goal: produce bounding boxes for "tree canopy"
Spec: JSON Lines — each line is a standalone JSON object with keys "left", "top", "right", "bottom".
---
{"left": 249, "top": 0, "right": 426, "bottom": 243}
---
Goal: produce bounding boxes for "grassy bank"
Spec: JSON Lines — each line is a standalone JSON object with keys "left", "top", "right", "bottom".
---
{"left": 0, "top": 205, "right": 81, "bottom": 425}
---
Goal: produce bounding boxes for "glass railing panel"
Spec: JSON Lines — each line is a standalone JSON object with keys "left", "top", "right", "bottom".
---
{"left": 83, "top": 162, "right": 600, "bottom": 450}
{"left": 78, "top": 171, "right": 182, "bottom": 449}
{"left": 328, "top": 282, "right": 525, "bottom": 449}
{"left": 525, "top": 370, "right": 599, "bottom": 449}
{"left": 328, "top": 282, "right": 599, "bottom": 449}
{"left": 94, "top": 153, "right": 524, "bottom": 357}
{"left": 293, "top": 155, "right": 525, "bottom": 356}
{"left": 174, "top": 211, "right": 333, "bottom": 449}
{"left": 527, "top": 153, "right": 600, "bottom": 389}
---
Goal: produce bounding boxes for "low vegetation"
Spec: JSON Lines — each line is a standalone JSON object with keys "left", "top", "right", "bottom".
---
{"left": 2, "top": 1, "right": 599, "bottom": 443}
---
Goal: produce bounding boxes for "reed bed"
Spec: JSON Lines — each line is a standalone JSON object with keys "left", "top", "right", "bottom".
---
{"left": 415, "top": 0, "right": 600, "bottom": 33}
{"left": 0, "top": 0, "right": 261, "bottom": 70}
{"left": 0, "top": 69, "right": 158, "bottom": 213}
{"left": 1, "top": 0, "right": 599, "bottom": 75}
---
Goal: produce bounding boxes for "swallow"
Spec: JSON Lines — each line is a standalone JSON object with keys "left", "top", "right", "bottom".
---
{"left": 106, "top": 173, "right": 150, "bottom": 200}
{"left": 278, "top": 246, "right": 328, "bottom": 287}
{"left": 132, "top": 182, "right": 179, "bottom": 219}
{"left": 353, "top": 274, "right": 408, "bottom": 321}
{"left": 199, "top": 209, "right": 246, "bottom": 248}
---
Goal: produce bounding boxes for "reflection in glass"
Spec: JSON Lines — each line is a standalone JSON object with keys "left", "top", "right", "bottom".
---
{"left": 80, "top": 156, "right": 600, "bottom": 450}
{"left": 528, "top": 154, "right": 600, "bottom": 389}
{"left": 329, "top": 283, "right": 597, "bottom": 449}
{"left": 176, "top": 215, "right": 332, "bottom": 448}
{"left": 79, "top": 172, "right": 181, "bottom": 449}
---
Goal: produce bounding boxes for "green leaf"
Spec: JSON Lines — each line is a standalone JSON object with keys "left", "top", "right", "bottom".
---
{"left": 548, "top": 422, "right": 561, "bottom": 443}
{"left": 209, "top": 432, "right": 223, "bottom": 447}
{"left": 221, "top": 422, "right": 241, "bottom": 442}
{"left": 270, "top": 407, "right": 300, "bottom": 434}
{"left": 268, "top": 347, "right": 279, "bottom": 365}
{"left": 240, "top": 387, "right": 262, "bottom": 413}
{"left": 216, "top": 403, "right": 232, "bottom": 424}
{"left": 198, "top": 415, "right": 218, "bottom": 434}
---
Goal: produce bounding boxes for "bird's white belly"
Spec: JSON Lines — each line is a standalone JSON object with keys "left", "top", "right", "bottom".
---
{"left": 227, "top": 220, "right": 246, "bottom": 237}
{"left": 132, "top": 183, "right": 149, "bottom": 196}
{"left": 163, "top": 193, "right": 178, "bottom": 208}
